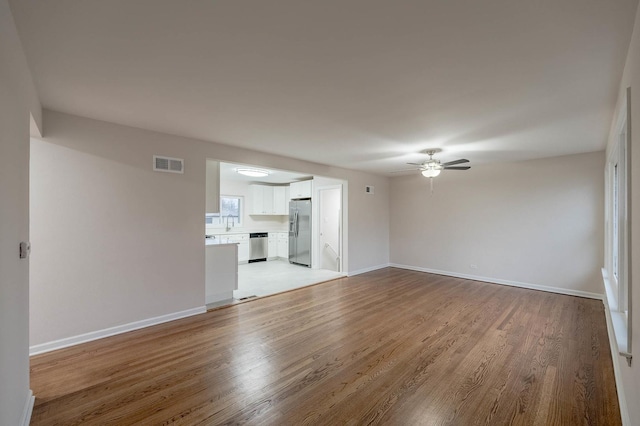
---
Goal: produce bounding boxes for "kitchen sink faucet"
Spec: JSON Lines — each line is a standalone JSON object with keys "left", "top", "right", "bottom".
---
{"left": 225, "top": 214, "right": 235, "bottom": 232}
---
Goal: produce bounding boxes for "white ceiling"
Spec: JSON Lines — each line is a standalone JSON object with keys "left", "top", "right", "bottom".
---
{"left": 10, "top": 0, "right": 639, "bottom": 174}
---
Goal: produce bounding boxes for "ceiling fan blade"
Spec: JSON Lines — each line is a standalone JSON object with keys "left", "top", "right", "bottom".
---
{"left": 406, "top": 162, "right": 424, "bottom": 166}
{"left": 441, "top": 159, "right": 469, "bottom": 167}
{"left": 443, "top": 166, "right": 470, "bottom": 170}
{"left": 390, "top": 168, "right": 421, "bottom": 173}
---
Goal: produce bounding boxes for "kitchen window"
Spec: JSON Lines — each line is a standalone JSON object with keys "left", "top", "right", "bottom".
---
{"left": 207, "top": 195, "right": 243, "bottom": 228}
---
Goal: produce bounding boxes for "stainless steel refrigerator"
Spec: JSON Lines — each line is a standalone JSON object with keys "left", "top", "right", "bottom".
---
{"left": 289, "top": 199, "right": 311, "bottom": 267}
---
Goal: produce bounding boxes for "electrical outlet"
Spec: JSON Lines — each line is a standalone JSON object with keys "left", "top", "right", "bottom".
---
{"left": 469, "top": 264, "right": 478, "bottom": 269}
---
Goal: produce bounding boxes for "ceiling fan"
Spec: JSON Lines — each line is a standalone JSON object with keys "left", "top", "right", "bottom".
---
{"left": 393, "top": 150, "right": 470, "bottom": 193}
{"left": 402, "top": 150, "right": 470, "bottom": 178}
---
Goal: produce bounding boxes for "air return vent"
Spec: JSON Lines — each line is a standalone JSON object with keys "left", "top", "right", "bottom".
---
{"left": 153, "top": 155, "right": 184, "bottom": 174}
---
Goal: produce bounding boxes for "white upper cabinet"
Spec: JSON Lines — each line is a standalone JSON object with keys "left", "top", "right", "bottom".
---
{"left": 250, "top": 184, "right": 288, "bottom": 215}
{"left": 289, "top": 180, "right": 312, "bottom": 199}
{"left": 250, "top": 184, "right": 273, "bottom": 214}
{"left": 273, "top": 186, "right": 288, "bottom": 215}
{"left": 205, "top": 160, "right": 220, "bottom": 214}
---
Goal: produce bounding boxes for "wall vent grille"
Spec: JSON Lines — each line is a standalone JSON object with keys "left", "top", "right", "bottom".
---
{"left": 153, "top": 155, "right": 184, "bottom": 174}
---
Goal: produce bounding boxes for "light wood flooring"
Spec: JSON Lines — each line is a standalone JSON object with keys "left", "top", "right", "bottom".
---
{"left": 30, "top": 268, "right": 620, "bottom": 425}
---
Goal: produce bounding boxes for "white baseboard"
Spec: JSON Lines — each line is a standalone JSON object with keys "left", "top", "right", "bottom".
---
{"left": 20, "top": 390, "right": 34, "bottom": 426}
{"left": 29, "top": 306, "right": 206, "bottom": 356}
{"left": 347, "top": 263, "right": 390, "bottom": 277}
{"left": 389, "top": 263, "right": 603, "bottom": 300}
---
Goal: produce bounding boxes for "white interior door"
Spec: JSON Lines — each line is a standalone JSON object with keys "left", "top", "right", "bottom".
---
{"left": 319, "top": 187, "right": 341, "bottom": 271}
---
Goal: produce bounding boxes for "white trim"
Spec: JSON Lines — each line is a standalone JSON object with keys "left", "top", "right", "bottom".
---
{"left": 19, "top": 390, "right": 34, "bottom": 426}
{"left": 315, "top": 184, "right": 344, "bottom": 273}
{"left": 604, "top": 87, "right": 633, "bottom": 355}
{"left": 29, "top": 306, "right": 206, "bottom": 356}
{"left": 389, "top": 263, "right": 603, "bottom": 300}
{"left": 602, "top": 268, "right": 630, "bottom": 354}
{"left": 602, "top": 297, "right": 631, "bottom": 425}
{"left": 347, "top": 263, "right": 390, "bottom": 277}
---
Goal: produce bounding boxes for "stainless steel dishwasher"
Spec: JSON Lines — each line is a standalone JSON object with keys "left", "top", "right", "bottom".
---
{"left": 249, "top": 232, "right": 268, "bottom": 263}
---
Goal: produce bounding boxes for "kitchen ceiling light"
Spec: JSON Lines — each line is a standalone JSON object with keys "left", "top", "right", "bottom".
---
{"left": 236, "top": 168, "right": 270, "bottom": 177}
{"left": 421, "top": 168, "right": 441, "bottom": 178}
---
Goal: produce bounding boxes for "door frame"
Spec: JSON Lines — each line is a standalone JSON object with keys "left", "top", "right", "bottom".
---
{"left": 315, "top": 184, "right": 343, "bottom": 272}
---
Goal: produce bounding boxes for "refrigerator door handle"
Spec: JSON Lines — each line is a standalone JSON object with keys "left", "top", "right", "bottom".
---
{"left": 294, "top": 210, "right": 299, "bottom": 237}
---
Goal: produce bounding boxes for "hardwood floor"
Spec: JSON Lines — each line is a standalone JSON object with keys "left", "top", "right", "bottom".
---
{"left": 30, "top": 268, "right": 620, "bottom": 425}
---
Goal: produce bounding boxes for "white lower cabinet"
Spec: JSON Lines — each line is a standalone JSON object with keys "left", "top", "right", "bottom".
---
{"left": 226, "top": 234, "right": 249, "bottom": 263}
{"left": 277, "top": 232, "right": 289, "bottom": 259}
{"left": 238, "top": 242, "right": 249, "bottom": 263}
{"left": 224, "top": 232, "right": 287, "bottom": 263}
{"left": 268, "top": 233, "right": 278, "bottom": 259}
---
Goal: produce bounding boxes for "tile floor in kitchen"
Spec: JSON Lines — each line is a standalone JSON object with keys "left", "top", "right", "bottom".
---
{"left": 233, "top": 259, "right": 345, "bottom": 300}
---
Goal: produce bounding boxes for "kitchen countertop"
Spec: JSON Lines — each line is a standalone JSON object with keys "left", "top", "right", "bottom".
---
{"left": 205, "top": 230, "right": 288, "bottom": 235}
{"left": 205, "top": 237, "right": 238, "bottom": 247}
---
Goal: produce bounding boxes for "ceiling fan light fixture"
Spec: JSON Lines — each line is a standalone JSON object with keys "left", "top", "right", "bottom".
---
{"left": 421, "top": 168, "right": 441, "bottom": 178}
{"left": 235, "top": 168, "right": 270, "bottom": 177}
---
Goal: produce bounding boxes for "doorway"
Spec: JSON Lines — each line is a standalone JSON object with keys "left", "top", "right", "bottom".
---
{"left": 318, "top": 185, "right": 342, "bottom": 272}
{"left": 209, "top": 163, "right": 347, "bottom": 303}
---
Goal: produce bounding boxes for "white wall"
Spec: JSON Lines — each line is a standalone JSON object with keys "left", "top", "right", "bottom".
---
{"left": 30, "top": 110, "right": 390, "bottom": 348}
{"left": 390, "top": 151, "right": 604, "bottom": 296}
{"left": 605, "top": 3, "right": 640, "bottom": 423}
{"left": 0, "top": 0, "right": 41, "bottom": 423}
{"left": 29, "top": 131, "right": 205, "bottom": 346}
{"left": 343, "top": 176, "right": 388, "bottom": 274}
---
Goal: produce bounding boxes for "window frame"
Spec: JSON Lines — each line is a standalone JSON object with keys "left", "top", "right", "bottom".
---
{"left": 603, "top": 87, "right": 632, "bottom": 361}
{"left": 607, "top": 141, "right": 626, "bottom": 310}
{"left": 207, "top": 195, "right": 244, "bottom": 228}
